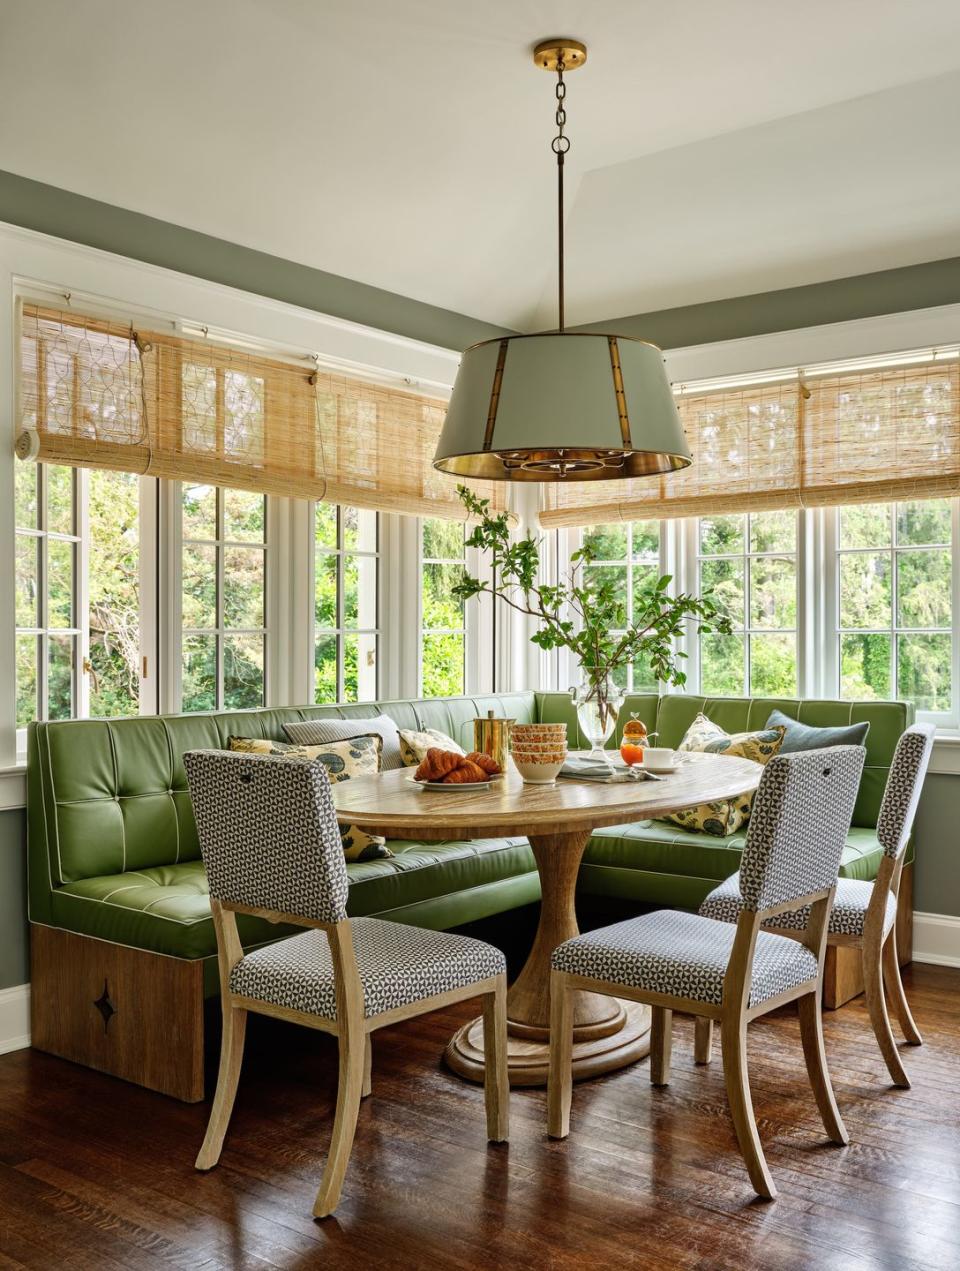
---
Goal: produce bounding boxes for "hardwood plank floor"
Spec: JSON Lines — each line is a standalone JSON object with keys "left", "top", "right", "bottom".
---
{"left": 2, "top": 963, "right": 959, "bottom": 1270}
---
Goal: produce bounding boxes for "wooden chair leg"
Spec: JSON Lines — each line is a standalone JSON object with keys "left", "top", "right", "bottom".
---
{"left": 797, "top": 992, "right": 848, "bottom": 1144}
{"left": 482, "top": 976, "right": 509, "bottom": 1142}
{"left": 313, "top": 1026, "right": 366, "bottom": 1218}
{"left": 362, "top": 1034, "right": 372, "bottom": 1099}
{"left": 883, "top": 928, "right": 922, "bottom": 1046}
{"left": 694, "top": 1016, "right": 714, "bottom": 1065}
{"left": 547, "top": 970, "right": 574, "bottom": 1140}
{"left": 650, "top": 1007, "right": 673, "bottom": 1086}
{"left": 720, "top": 1013, "right": 776, "bottom": 1200}
{"left": 863, "top": 940, "right": 911, "bottom": 1089}
{"left": 196, "top": 1005, "right": 247, "bottom": 1170}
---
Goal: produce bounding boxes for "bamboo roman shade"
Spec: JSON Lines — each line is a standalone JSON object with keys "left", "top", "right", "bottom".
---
{"left": 540, "top": 357, "right": 960, "bottom": 527}
{"left": 17, "top": 303, "right": 503, "bottom": 519}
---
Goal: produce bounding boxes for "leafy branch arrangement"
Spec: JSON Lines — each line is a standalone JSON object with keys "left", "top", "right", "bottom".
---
{"left": 452, "top": 485, "right": 732, "bottom": 727}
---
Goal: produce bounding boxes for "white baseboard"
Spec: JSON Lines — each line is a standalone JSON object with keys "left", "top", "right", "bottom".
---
{"left": 913, "top": 912, "right": 960, "bottom": 968}
{"left": 0, "top": 983, "right": 30, "bottom": 1054}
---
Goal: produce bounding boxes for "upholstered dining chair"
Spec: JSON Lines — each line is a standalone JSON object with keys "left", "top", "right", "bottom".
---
{"left": 699, "top": 723, "right": 935, "bottom": 1088}
{"left": 548, "top": 746, "right": 866, "bottom": 1200}
{"left": 184, "top": 749, "right": 509, "bottom": 1218}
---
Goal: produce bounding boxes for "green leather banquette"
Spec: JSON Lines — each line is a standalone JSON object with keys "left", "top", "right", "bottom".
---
{"left": 27, "top": 690, "right": 913, "bottom": 1101}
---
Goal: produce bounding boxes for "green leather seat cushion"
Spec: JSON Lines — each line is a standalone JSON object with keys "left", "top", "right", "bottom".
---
{"left": 49, "top": 836, "right": 537, "bottom": 960}
{"left": 578, "top": 821, "right": 906, "bottom": 911}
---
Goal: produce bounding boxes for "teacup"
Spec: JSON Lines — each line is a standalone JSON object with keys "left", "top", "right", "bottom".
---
{"left": 642, "top": 747, "right": 679, "bottom": 769}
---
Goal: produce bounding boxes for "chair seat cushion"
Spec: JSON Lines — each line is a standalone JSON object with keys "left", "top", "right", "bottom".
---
{"left": 230, "top": 916, "right": 505, "bottom": 1019}
{"left": 699, "top": 873, "right": 896, "bottom": 938}
{"left": 552, "top": 910, "right": 818, "bottom": 1008}
{"left": 50, "top": 836, "right": 537, "bottom": 961}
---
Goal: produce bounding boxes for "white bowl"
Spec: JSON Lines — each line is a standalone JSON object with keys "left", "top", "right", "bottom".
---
{"left": 513, "top": 756, "right": 565, "bottom": 785}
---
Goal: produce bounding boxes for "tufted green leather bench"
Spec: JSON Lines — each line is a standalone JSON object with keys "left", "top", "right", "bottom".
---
{"left": 28, "top": 689, "right": 913, "bottom": 1101}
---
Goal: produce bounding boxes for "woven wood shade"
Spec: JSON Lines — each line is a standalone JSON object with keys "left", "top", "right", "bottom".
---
{"left": 17, "top": 304, "right": 502, "bottom": 520}
{"left": 540, "top": 359, "right": 960, "bottom": 527}
{"left": 540, "top": 381, "right": 800, "bottom": 526}
{"left": 802, "top": 361, "right": 960, "bottom": 506}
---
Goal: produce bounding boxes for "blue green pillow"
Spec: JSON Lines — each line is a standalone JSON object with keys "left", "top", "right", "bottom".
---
{"left": 765, "top": 709, "right": 869, "bottom": 754}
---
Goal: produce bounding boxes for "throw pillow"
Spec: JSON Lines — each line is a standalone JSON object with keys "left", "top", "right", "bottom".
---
{"left": 282, "top": 713, "right": 405, "bottom": 770}
{"left": 226, "top": 734, "right": 391, "bottom": 862}
{"left": 765, "top": 708, "right": 870, "bottom": 754}
{"left": 659, "top": 713, "right": 786, "bottom": 838}
{"left": 398, "top": 727, "right": 465, "bottom": 767}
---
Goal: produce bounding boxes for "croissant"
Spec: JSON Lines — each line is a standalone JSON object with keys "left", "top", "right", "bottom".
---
{"left": 466, "top": 751, "right": 501, "bottom": 776}
{"left": 415, "top": 748, "right": 463, "bottom": 782}
{"left": 443, "top": 759, "right": 488, "bottom": 784}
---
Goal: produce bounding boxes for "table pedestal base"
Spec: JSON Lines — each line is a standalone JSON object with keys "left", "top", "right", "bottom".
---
{"left": 444, "top": 999, "right": 651, "bottom": 1087}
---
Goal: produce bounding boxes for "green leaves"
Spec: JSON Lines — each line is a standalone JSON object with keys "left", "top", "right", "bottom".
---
{"left": 455, "top": 486, "right": 731, "bottom": 689}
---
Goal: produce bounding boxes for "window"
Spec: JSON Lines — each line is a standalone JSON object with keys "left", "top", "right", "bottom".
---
{"left": 315, "top": 504, "right": 379, "bottom": 703}
{"left": 581, "top": 521, "right": 663, "bottom": 693}
{"left": 697, "top": 511, "right": 798, "bottom": 696}
{"left": 87, "top": 470, "right": 143, "bottom": 716}
{"left": 181, "top": 484, "right": 266, "bottom": 711}
{"left": 15, "top": 463, "right": 80, "bottom": 726}
{"left": 836, "top": 500, "right": 955, "bottom": 717}
{"left": 420, "top": 518, "right": 466, "bottom": 696}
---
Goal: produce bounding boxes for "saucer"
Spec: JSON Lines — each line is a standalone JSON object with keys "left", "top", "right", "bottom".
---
{"left": 641, "top": 760, "right": 682, "bottom": 775}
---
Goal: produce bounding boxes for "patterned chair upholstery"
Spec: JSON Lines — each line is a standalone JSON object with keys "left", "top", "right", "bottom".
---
{"left": 183, "top": 749, "right": 510, "bottom": 1217}
{"left": 231, "top": 918, "right": 505, "bottom": 1020}
{"left": 697, "top": 724, "right": 935, "bottom": 1088}
{"left": 548, "top": 747, "right": 866, "bottom": 1200}
{"left": 186, "top": 749, "right": 505, "bottom": 1018}
{"left": 553, "top": 746, "right": 866, "bottom": 1003}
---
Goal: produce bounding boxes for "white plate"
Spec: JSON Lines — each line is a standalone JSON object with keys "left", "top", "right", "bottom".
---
{"left": 640, "top": 761, "right": 682, "bottom": 774}
{"left": 416, "top": 779, "right": 494, "bottom": 791}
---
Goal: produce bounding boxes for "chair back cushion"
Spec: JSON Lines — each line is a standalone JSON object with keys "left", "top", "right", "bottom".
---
{"left": 184, "top": 749, "right": 348, "bottom": 923}
{"left": 876, "top": 724, "right": 936, "bottom": 860}
{"left": 738, "top": 746, "right": 866, "bottom": 912}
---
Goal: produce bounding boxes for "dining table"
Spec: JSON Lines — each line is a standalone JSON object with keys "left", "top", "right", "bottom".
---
{"left": 331, "top": 751, "right": 762, "bottom": 1087}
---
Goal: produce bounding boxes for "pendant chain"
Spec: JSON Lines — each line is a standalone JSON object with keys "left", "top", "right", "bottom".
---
{"left": 551, "top": 60, "right": 570, "bottom": 331}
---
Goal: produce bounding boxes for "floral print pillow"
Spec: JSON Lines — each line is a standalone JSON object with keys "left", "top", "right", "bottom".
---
{"left": 660, "top": 715, "right": 786, "bottom": 837}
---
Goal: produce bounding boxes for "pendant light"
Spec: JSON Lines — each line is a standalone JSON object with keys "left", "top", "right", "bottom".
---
{"left": 434, "top": 39, "right": 692, "bottom": 483}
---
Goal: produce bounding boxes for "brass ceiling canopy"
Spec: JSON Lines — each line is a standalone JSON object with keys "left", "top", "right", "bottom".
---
{"left": 433, "top": 38, "right": 691, "bottom": 484}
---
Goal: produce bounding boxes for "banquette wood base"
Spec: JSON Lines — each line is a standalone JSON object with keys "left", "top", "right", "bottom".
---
{"left": 823, "top": 862, "right": 913, "bottom": 1010}
{"left": 30, "top": 924, "right": 206, "bottom": 1103}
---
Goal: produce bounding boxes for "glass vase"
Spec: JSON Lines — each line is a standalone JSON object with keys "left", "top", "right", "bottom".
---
{"left": 574, "top": 674, "right": 623, "bottom": 768}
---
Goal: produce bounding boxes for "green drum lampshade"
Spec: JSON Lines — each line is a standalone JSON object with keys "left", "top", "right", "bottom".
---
{"left": 433, "top": 331, "right": 692, "bottom": 482}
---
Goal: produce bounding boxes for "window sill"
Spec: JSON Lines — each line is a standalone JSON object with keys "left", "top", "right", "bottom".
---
{"left": 0, "top": 764, "right": 27, "bottom": 812}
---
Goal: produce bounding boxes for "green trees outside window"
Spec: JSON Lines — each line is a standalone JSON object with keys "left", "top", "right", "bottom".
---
{"left": 420, "top": 518, "right": 466, "bottom": 697}
{"left": 181, "top": 484, "right": 266, "bottom": 711}
{"left": 698, "top": 510, "right": 798, "bottom": 696}
{"left": 838, "top": 501, "right": 953, "bottom": 713}
{"left": 315, "top": 504, "right": 379, "bottom": 703}
{"left": 580, "top": 521, "right": 662, "bottom": 693}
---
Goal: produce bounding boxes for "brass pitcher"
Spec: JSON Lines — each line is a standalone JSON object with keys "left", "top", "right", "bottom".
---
{"left": 473, "top": 712, "right": 513, "bottom": 772}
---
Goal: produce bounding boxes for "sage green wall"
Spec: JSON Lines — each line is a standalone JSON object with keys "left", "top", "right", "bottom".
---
{"left": 575, "top": 257, "right": 960, "bottom": 349}
{"left": 0, "top": 810, "right": 27, "bottom": 990}
{"left": 0, "top": 169, "right": 513, "bottom": 351}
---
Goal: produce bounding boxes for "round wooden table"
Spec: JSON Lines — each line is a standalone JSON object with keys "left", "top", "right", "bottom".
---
{"left": 331, "top": 752, "right": 761, "bottom": 1087}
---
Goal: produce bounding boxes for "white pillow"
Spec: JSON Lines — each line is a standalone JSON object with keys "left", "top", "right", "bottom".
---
{"left": 283, "top": 714, "right": 404, "bottom": 770}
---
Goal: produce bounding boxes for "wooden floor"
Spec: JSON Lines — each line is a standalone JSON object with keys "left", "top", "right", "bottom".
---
{"left": 2, "top": 963, "right": 959, "bottom": 1271}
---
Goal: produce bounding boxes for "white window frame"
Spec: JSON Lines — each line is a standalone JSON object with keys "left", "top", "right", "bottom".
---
{"left": 14, "top": 465, "right": 159, "bottom": 755}
{"left": 312, "top": 503, "right": 381, "bottom": 705}
{"left": 693, "top": 510, "right": 800, "bottom": 699}
{"left": 177, "top": 483, "right": 269, "bottom": 713}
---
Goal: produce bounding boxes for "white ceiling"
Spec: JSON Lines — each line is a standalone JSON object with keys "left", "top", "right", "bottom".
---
{"left": 2, "top": 0, "right": 960, "bottom": 334}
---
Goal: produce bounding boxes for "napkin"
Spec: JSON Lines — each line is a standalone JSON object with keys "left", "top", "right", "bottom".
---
{"left": 558, "top": 754, "right": 645, "bottom": 783}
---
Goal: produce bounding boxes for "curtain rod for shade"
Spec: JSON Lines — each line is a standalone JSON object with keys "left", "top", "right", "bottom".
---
{"left": 673, "top": 344, "right": 960, "bottom": 397}
{"left": 14, "top": 282, "right": 453, "bottom": 396}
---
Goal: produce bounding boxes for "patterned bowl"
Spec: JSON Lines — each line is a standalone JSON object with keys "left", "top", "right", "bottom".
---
{"left": 513, "top": 756, "right": 565, "bottom": 785}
